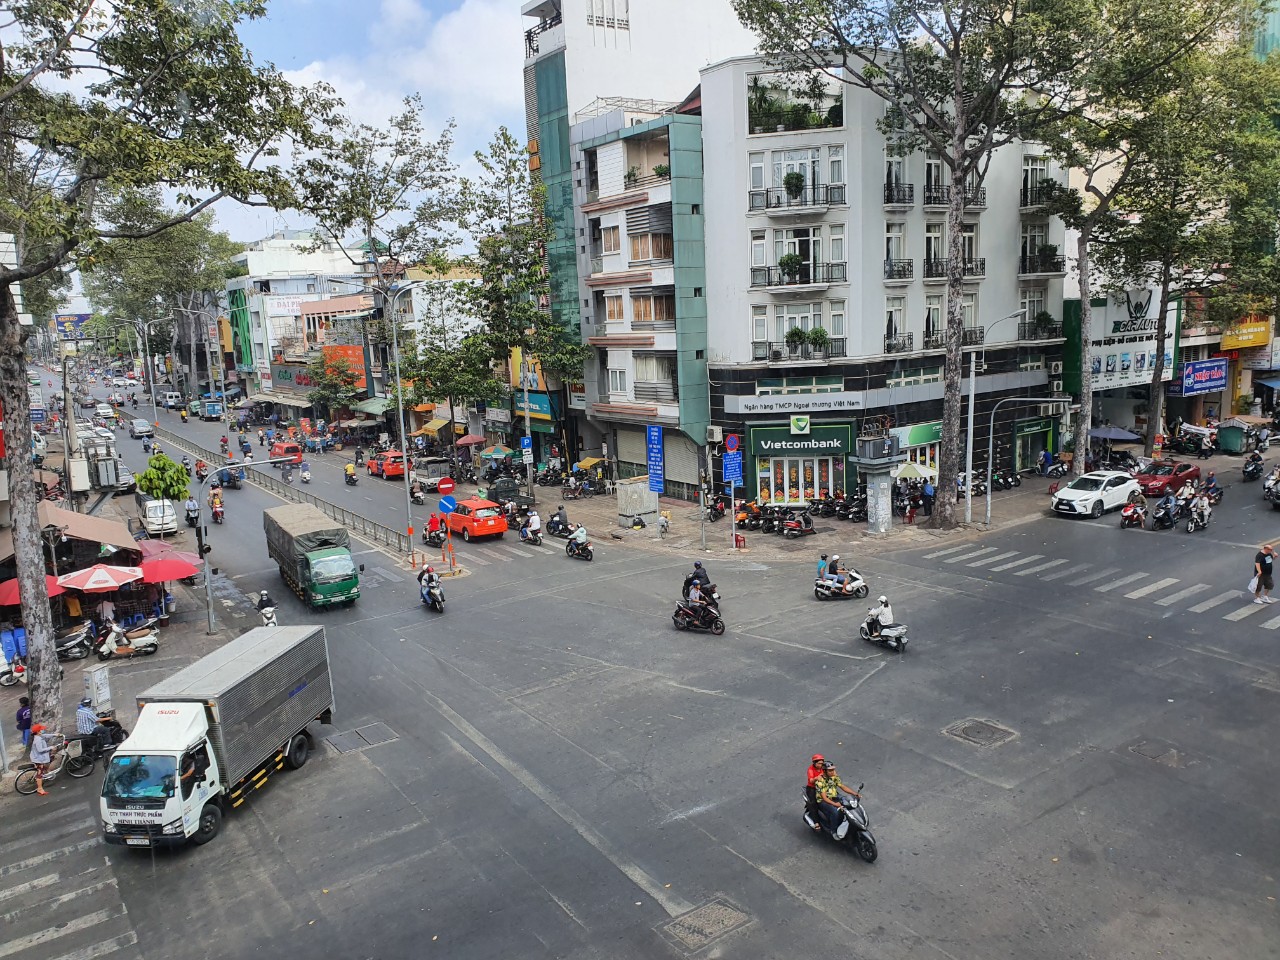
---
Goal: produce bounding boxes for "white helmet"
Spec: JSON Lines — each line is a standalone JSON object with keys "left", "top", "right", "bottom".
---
{"left": 877, "top": 595, "right": 888, "bottom": 604}
{"left": 832, "top": 554, "right": 840, "bottom": 562}
{"left": 260, "top": 590, "right": 269, "bottom": 598}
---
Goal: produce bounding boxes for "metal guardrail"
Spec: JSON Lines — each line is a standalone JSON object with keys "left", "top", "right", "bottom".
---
{"left": 152, "top": 426, "right": 410, "bottom": 555}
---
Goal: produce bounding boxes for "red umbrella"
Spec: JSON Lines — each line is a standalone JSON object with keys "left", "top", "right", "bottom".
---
{"left": 0, "top": 575, "right": 65, "bottom": 606}
{"left": 136, "top": 540, "right": 174, "bottom": 558}
{"left": 138, "top": 555, "right": 200, "bottom": 583}
{"left": 163, "top": 550, "right": 204, "bottom": 567}
{"left": 57, "top": 564, "right": 143, "bottom": 593}
{"left": 456, "top": 434, "right": 486, "bottom": 446}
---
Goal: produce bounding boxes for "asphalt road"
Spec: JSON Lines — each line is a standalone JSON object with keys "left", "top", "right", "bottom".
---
{"left": 6, "top": 382, "right": 1277, "bottom": 960}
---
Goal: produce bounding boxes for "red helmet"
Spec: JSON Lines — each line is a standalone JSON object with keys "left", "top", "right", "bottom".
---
{"left": 426, "top": 566, "right": 435, "bottom": 574}
{"left": 811, "top": 753, "right": 825, "bottom": 764}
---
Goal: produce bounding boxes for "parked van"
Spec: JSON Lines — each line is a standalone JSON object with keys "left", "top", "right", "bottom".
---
{"left": 161, "top": 391, "right": 183, "bottom": 409}
{"left": 134, "top": 492, "right": 178, "bottom": 535}
{"left": 269, "top": 440, "right": 303, "bottom": 464}
{"left": 412, "top": 456, "right": 453, "bottom": 491}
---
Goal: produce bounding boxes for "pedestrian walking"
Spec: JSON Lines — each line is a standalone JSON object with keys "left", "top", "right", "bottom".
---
{"left": 922, "top": 479, "right": 935, "bottom": 517}
{"left": 1253, "top": 543, "right": 1275, "bottom": 604}
{"left": 15, "top": 696, "right": 31, "bottom": 748}
{"left": 258, "top": 428, "right": 265, "bottom": 447}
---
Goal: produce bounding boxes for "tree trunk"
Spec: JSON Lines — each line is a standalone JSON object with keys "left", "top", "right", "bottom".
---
{"left": 929, "top": 161, "right": 969, "bottom": 529}
{"left": 1073, "top": 225, "right": 1095, "bottom": 476}
{"left": 0, "top": 285, "right": 61, "bottom": 732}
{"left": 1145, "top": 257, "right": 1175, "bottom": 457}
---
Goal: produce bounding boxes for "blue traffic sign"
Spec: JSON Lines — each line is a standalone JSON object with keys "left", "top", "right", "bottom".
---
{"left": 724, "top": 433, "right": 739, "bottom": 453}
{"left": 723, "top": 449, "right": 743, "bottom": 485}
{"left": 521, "top": 436, "right": 532, "bottom": 450}
{"left": 438, "top": 495, "right": 457, "bottom": 514}
{"left": 646, "top": 425, "right": 665, "bottom": 494}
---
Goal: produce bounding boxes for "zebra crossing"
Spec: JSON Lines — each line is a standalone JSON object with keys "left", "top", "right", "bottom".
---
{"left": 0, "top": 800, "right": 139, "bottom": 960}
{"left": 920, "top": 542, "right": 1280, "bottom": 628}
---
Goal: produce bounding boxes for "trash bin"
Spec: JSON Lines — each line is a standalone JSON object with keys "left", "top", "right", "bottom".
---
{"left": 735, "top": 534, "right": 746, "bottom": 549}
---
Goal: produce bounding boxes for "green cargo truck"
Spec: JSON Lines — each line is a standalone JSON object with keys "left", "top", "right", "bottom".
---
{"left": 263, "top": 504, "right": 363, "bottom": 607}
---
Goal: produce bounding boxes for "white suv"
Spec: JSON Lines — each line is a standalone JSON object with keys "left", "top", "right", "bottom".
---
{"left": 1051, "top": 470, "right": 1141, "bottom": 519}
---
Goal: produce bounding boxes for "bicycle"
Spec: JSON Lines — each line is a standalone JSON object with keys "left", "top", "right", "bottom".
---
{"left": 14, "top": 735, "right": 95, "bottom": 794}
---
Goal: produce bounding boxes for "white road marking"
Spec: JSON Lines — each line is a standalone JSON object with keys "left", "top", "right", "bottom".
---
{"left": 1040, "top": 563, "right": 1090, "bottom": 581}
{"left": 1188, "top": 591, "right": 1240, "bottom": 613}
{"left": 1154, "top": 583, "right": 1212, "bottom": 606}
{"left": 45, "top": 932, "right": 138, "bottom": 960}
{"left": 1016, "top": 558, "right": 1070, "bottom": 577}
{"left": 0, "top": 907, "right": 124, "bottom": 960}
{"left": 921, "top": 545, "right": 971, "bottom": 559}
{"left": 1259, "top": 613, "right": 1280, "bottom": 629}
{"left": 1096, "top": 572, "right": 1149, "bottom": 593}
{"left": 1125, "top": 577, "right": 1179, "bottom": 599}
{"left": 943, "top": 547, "right": 996, "bottom": 564}
{"left": 1066, "top": 567, "right": 1120, "bottom": 587}
{"left": 990, "top": 554, "right": 1044, "bottom": 572}
{"left": 967, "top": 551, "right": 1018, "bottom": 567}
{"left": 1224, "top": 603, "right": 1268, "bottom": 622}
{"left": 0, "top": 839, "right": 99, "bottom": 879}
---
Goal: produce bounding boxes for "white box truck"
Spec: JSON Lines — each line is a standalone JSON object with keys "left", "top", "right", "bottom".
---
{"left": 100, "top": 624, "right": 334, "bottom": 848}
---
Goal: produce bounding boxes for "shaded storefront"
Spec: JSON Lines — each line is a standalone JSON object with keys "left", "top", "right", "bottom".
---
{"left": 749, "top": 422, "right": 853, "bottom": 505}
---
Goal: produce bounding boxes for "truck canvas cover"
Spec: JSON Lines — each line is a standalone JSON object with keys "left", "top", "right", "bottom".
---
{"left": 138, "top": 625, "right": 333, "bottom": 785}
{"left": 264, "top": 504, "right": 351, "bottom": 565}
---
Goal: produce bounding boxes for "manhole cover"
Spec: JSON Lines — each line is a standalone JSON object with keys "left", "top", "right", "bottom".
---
{"left": 945, "top": 719, "right": 1017, "bottom": 747}
{"left": 1126, "top": 738, "right": 1192, "bottom": 767}
{"left": 325, "top": 722, "right": 399, "bottom": 753}
{"left": 660, "top": 898, "right": 752, "bottom": 953}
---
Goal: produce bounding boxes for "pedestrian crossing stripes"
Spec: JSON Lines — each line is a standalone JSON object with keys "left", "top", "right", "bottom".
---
{"left": 915, "top": 546, "right": 1271, "bottom": 628}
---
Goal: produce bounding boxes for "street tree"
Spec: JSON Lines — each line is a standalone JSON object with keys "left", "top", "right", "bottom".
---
{"left": 0, "top": 0, "right": 332, "bottom": 730}
{"left": 135, "top": 454, "right": 191, "bottom": 503}
{"left": 732, "top": 0, "right": 1100, "bottom": 526}
{"left": 1038, "top": 0, "right": 1273, "bottom": 465}
{"left": 305, "top": 355, "right": 362, "bottom": 420}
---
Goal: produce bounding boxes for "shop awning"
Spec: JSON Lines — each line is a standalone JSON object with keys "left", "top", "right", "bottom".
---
{"left": 353, "top": 396, "right": 392, "bottom": 416}
{"left": 251, "top": 391, "right": 311, "bottom": 408}
{"left": 1256, "top": 378, "right": 1280, "bottom": 390}
{"left": 423, "top": 418, "right": 449, "bottom": 434}
{"left": 576, "top": 456, "right": 604, "bottom": 469}
{"left": 0, "top": 503, "right": 138, "bottom": 564}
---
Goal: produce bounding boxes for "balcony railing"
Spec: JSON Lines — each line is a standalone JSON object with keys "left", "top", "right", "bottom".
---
{"left": 921, "top": 257, "right": 986, "bottom": 278}
{"left": 923, "top": 184, "right": 949, "bottom": 205}
{"left": 1018, "top": 320, "right": 1065, "bottom": 340}
{"left": 1021, "top": 184, "right": 1054, "bottom": 207}
{"left": 749, "top": 108, "right": 844, "bottom": 134}
{"left": 923, "top": 331, "right": 946, "bottom": 350}
{"left": 883, "top": 182, "right": 915, "bottom": 205}
{"left": 632, "top": 319, "right": 677, "bottom": 332}
{"left": 884, "top": 333, "right": 914, "bottom": 354}
{"left": 923, "top": 258, "right": 948, "bottom": 279}
{"left": 962, "top": 258, "right": 986, "bottom": 277}
{"left": 524, "top": 13, "right": 562, "bottom": 56}
{"left": 964, "top": 186, "right": 987, "bottom": 206}
{"left": 589, "top": 256, "right": 603, "bottom": 275}
{"left": 752, "top": 338, "right": 848, "bottom": 361}
{"left": 884, "top": 259, "right": 914, "bottom": 281}
{"left": 1018, "top": 254, "right": 1066, "bottom": 275}
{"left": 748, "top": 184, "right": 846, "bottom": 210}
{"left": 634, "top": 381, "right": 677, "bottom": 403}
{"left": 962, "top": 327, "right": 985, "bottom": 346}
{"left": 750, "top": 262, "right": 848, "bottom": 287}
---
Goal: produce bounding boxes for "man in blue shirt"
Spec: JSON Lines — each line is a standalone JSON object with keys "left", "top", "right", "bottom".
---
{"left": 922, "top": 479, "right": 936, "bottom": 517}
{"left": 76, "top": 698, "right": 109, "bottom": 752}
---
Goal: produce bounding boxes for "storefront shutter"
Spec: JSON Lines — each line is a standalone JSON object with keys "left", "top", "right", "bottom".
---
{"left": 664, "top": 432, "right": 700, "bottom": 484}
{"left": 616, "top": 427, "right": 647, "bottom": 465}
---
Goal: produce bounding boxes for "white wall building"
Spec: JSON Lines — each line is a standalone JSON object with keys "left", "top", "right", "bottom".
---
{"left": 700, "top": 56, "right": 1071, "bottom": 502}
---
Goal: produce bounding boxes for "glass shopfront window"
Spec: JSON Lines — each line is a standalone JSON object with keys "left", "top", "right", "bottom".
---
{"left": 749, "top": 423, "right": 853, "bottom": 504}
{"left": 758, "top": 456, "right": 839, "bottom": 505}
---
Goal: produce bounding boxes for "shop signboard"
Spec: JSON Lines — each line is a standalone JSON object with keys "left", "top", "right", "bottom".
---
{"left": 1241, "top": 345, "right": 1273, "bottom": 370}
{"left": 321, "top": 344, "right": 368, "bottom": 389}
{"left": 53, "top": 313, "right": 90, "bottom": 341}
{"left": 750, "top": 424, "right": 851, "bottom": 456}
{"left": 264, "top": 295, "right": 309, "bottom": 317}
{"left": 646, "top": 425, "right": 664, "bottom": 493}
{"left": 567, "top": 382, "right": 587, "bottom": 410}
{"left": 1016, "top": 417, "right": 1054, "bottom": 437}
{"left": 1220, "top": 318, "right": 1272, "bottom": 350}
{"left": 1084, "top": 288, "right": 1176, "bottom": 390}
{"left": 1171, "top": 358, "right": 1228, "bottom": 397}
{"left": 724, "top": 391, "right": 864, "bottom": 415}
{"left": 270, "top": 363, "right": 315, "bottom": 390}
{"left": 513, "top": 391, "right": 552, "bottom": 420}
{"left": 890, "top": 421, "right": 943, "bottom": 448}
{"left": 255, "top": 359, "right": 272, "bottom": 391}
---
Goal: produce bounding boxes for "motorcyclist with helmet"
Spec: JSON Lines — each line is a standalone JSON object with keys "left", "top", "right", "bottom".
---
{"left": 417, "top": 564, "right": 444, "bottom": 606}
{"left": 813, "top": 760, "right": 862, "bottom": 838}
{"left": 804, "top": 753, "right": 827, "bottom": 830}
{"left": 569, "top": 522, "right": 589, "bottom": 555}
{"left": 867, "top": 595, "right": 894, "bottom": 638}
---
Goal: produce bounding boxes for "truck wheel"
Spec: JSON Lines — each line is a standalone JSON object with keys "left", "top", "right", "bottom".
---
{"left": 285, "top": 733, "right": 310, "bottom": 770}
{"left": 191, "top": 803, "right": 222, "bottom": 845}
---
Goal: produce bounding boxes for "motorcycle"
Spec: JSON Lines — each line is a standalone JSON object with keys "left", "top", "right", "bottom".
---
{"left": 858, "top": 611, "right": 909, "bottom": 652}
{"left": 813, "top": 568, "right": 869, "bottom": 600}
{"left": 410, "top": 488, "right": 426, "bottom": 505}
{"left": 1150, "top": 502, "right": 1177, "bottom": 530}
{"left": 1186, "top": 508, "right": 1211, "bottom": 534}
{"left": 672, "top": 592, "right": 725, "bottom": 635}
{"left": 566, "top": 537, "right": 594, "bottom": 562}
{"left": 219, "top": 440, "right": 229, "bottom": 455}
{"left": 1244, "top": 459, "right": 1264, "bottom": 481}
{"left": 420, "top": 580, "right": 445, "bottom": 613}
{"left": 782, "top": 509, "right": 817, "bottom": 539}
{"left": 301, "top": 469, "right": 312, "bottom": 484}
{"left": 71, "top": 716, "right": 129, "bottom": 764}
{"left": 519, "top": 524, "right": 543, "bottom": 546}
{"left": 802, "top": 784, "right": 877, "bottom": 863}
{"left": 210, "top": 501, "right": 224, "bottom": 524}
{"left": 345, "top": 472, "right": 359, "bottom": 486}
{"left": 95, "top": 619, "right": 160, "bottom": 660}
{"left": 0, "top": 658, "right": 26, "bottom": 686}
{"left": 194, "top": 462, "right": 210, "bottom": 482}
{"left": 180, "top": 410, "right": 188, "bottom": 423}
{"left": 259, "top": 605, "right": 278, "bottom": 628}
{"left": 547, "top": 517, "right": 572, "bottom": 539}
{"left": 1203, "top": 486, "right": 1224, "bottom": 506}
{"left": 682, "top": 574, "right": 721, "bottom": 604}
{"left": 705, "top": 494, "right": 728, "bottom": 522}
{"left": 55, "top": 621, "right": 94, "bottom": 660}
{"left": 736, "top": 502, "right": 762, "bottom": 530}
{"left": 185, "top": 506, "right": 199, "bottom": 529}
{"left": 422, "top": 527, "right": 446, "bottom": 547}
{"left": 1119, "top": 502, "right": 1146, "bottom": 529}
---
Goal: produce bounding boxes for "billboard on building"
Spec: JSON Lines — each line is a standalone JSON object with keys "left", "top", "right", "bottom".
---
{"left": 1220, "top": 318, "right": 1272, "bottom": 350}
{"left": 1169, "top": 358, "right": 1228, "bottom": 397}
{"left": 321, "top": 344, "right": 367, "bottom": 389}
{"left": 1084, "top": 289, "right": 1175, "bottom": 391}
{"left": 53, "top": 313, "right": 90, "bottom": 340}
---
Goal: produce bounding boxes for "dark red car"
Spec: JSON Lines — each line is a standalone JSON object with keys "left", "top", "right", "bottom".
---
{"left": 1134, "top": 460, "right": 1200, "bottom": 496}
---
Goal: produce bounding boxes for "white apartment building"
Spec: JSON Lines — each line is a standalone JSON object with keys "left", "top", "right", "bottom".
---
{"left": 700, "top": 56, "right": 1071, "bottom": 505}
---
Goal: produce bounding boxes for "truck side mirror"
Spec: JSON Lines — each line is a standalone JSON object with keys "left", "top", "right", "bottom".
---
{"left": 358, "top": 564, "right": 365, "bottom": 572}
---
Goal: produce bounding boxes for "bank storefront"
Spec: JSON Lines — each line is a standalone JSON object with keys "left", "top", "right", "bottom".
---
{"left": 749, "top": 421, "right": 853, "bottom": 505}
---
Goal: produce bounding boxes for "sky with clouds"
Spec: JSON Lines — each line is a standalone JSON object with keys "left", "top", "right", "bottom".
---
{"left": 220, "top": 0, "right": 524, "bottom": 242}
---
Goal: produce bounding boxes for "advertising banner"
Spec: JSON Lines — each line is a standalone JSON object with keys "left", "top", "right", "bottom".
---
{"left": 646, "top": 425, "right": 665, "bottom": 493}
{"left": 53, "top": 313, "right": 90, "bottom": 340}
{"left": 1171, "top": 358, "right": 1228, "bottom": 397}
{"left": 1220, "top": 318, "right": 1272, "bottom": 350}
{"left": 321, "top": 344, "right": 368, "bottom": 389}
{"left": 1085, "top": 289, "right": 1175, "bottom": 390}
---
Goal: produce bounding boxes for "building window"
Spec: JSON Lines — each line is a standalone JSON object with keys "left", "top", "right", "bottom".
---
{"left": 961, "top": 223, "right": 977, "bottom": 262}
{"left": 885, "top": 222, "right": 905, "bottom": 262}
{"left": 828, "top": 300, "right": 845, "bottom": 337}
{"left": 634, "top": 354, "right": 674, "bottom": 382}
{"left": 775, "top": 227, "right": 819, "bottom": 272}
{"left": 885, "top": 296, "right": 905, "bottom": 337}
{"left": 756, "top": 454, "right": 838, "bottom": 505}
{"left": 752, "top": 304, "right": 768, "bottom": 343}
{"left": 1018, "top": 353, "right": 1046, "bottom": 371}
{"left": 601, "top": 225, "right": 620, "bottom": 253}
{"left": 1020, "top": 287, "right": 1046, "bottom": 320}
{"left": 1023, "top": 155, "right": 1049, "bottom": 193}
{"left": 925, "top": 222, "right": 945, "bottom": 263}
{"left": 772, "top": 147, "right": 820, "bottom": 188}
{"left": 751, "top": 230, "right": 767, "bottom": 267}
{"left": 1020, "top": 222, "right": 1048, "bottom": 257}
{"left": 830, "top": 224, "right": 845, "bottom": 266}
{"left": 630, "top": 233, "right": 672, "bottom": 262}
{"left": 749, "top": 152, "right": 765, "bottom": 190}
{"left": 757, "top": 375, "right": 843, "bottom": 396}
{"left": 925, "top": 153, "right": 943, "bottom": 190}
{"left": 604, "top": 295, "right": 624, "bottom": 322}
{"left": 775, "top": 302, "right": 820, "bottom": 340}
{"left": 828, "top": 145, "right": 844, "bottom": 185}
{"left": 887, "top": 366, "right": 942, "bottom": 387}
{"left": 885, "top": 151, "right": 905, "bottom": 188}
{"left": 632, "top": 293, "right": 675, "bottom": 324}
{"left": 925, "top": 294, "right": 943, "bottom": 339}
{"left": 608, "top": 368, "right": 627, "bottom": 393}
{"left": 961, "top": 292, "right": 977, "bottom": 327}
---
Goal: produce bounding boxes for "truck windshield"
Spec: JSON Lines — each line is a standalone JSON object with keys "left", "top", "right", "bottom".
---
{"left": 312, "top": 556, "right": 357, "bottom": 583}
{"left": 102, "top": 753, "right": 178, "bottom": 800}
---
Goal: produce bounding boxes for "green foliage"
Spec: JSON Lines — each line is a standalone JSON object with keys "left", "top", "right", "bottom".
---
{"left": 807, "top": 327, "right": 830, "bottom": 349}
{"left": 778, "top": 253, "right": 804, "bottom": 278}
{"left": 782, "top": 171, "right": 805, "bottom": 198}
{"left": 785, "top": 326, "right": 808, "bottom": 348}
{"left": 136, "top": 454, "right": 190, "bottom": 502}
{"left": 653, "top": 164, "right": 670, "bottom": 179}
{"left": 305, "top": 356, "right": 361, "bottom": 418}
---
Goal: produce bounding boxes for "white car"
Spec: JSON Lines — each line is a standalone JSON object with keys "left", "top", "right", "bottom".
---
{"left": 112, "top": 377, "right": 128, "bottom": 387}
{"left": 1051, "top": 470, "right": 1141, "bottom": 519}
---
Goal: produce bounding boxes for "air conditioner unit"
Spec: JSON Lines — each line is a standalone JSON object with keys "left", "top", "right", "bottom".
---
{"left": 1049, "top": 361, "right": 1063, "bottom": 375}
{"left": 1038, "top": 404, "right": 1055, "bottom": 416}
{"left": 706, "top": 425, "right": 723, "bottom": 444}
{"left": 1051, "top": 379, "right": 1064, "bottom": 394}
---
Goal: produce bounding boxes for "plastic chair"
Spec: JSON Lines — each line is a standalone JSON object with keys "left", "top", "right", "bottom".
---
{"left": 124, "top": 613, "right": 144, "bottom": 628}
{"left": 0, "top": 630, "right": 14, "bottom": 663}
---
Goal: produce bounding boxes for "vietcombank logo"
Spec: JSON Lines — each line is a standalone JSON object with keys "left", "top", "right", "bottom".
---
{"left": 759, "top": 438, "right": 843, "bottom": 452}
{"left": 790, "top": 415, "right": 810, "bottom": 435}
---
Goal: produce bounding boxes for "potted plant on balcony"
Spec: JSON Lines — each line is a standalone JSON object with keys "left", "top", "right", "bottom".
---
{"left": 777, "top": 252, "right": 804, "bottom": 282}
{"left": 653, "top": 163, "right": 669, "bottom": 179}
{"left": 807, "top": 326, "right": 830, "bottom": 359}
{"left": 783, "top": 171, "right": 805, "bottom": 200}
{"left": 785, "top": 326, "right": 808, "bottom": 357}
{"left": 625, "top": 165, "right": 640, "bottom": 189}
{"left": 1037, "top": 242, "right": 1059, "bottom": 268}
{"left": 1032, "top": 310, "right": 1056, "bottom": 338}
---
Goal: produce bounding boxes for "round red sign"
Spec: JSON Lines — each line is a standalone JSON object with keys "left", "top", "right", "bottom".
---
{"left": 436, "top": 477, "right": 456, "bottom": 496}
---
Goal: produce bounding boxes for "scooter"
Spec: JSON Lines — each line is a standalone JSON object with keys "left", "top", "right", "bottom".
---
{"left": 422, "top": 528, "right": 446, "bottom": 547}
{"left": 301, "top": 469, "right": 312, "bottom": 484}
{"left": 813, "top": 568, "right": 869, "bottom": 600}
{"left": 259, "top": 606, "right": 278, "bottom": 628}
{"left": 55, "top": 621, "right": 94, "bottom": 660}
{"left": 345, "top": 472, "right": 359, "bottom": 486}
{"left": 180, "top": 410, "right": 188, "bottom": 423}
{"left": 194, "top": 463, "right": 210, "bottom": 482}
{"left": 211, "top": 502, "right": 225, "bottom": 524}
{"left": 706, "top": 495, "right": 728, "bottom": 522}
{"left": 672, "top": 594, "right": 725, "bottom": 635}
{"left": 95, "top": 619, "right": 160, "bottom": 660}
{"left": 420, "top": 579, "right": 445, "bottom": 613}
{"left": 1203, "top": 486, "right": 1224, "bottom": 506}
{"left": 547, "top": 517, "right": 572, "bottom": 539}
{"left": 858, "top": 611, "right": 909, "bottom": 652}
{"left": 1186, "top": 508, "right": 1211, "bottom": 534}
{"left": 410, "top": 489, "right": 426, "bottom": 505}
{"left": 519, "top": 525, "right": 543, "bottom": 546}
{"left": 782, "top": 510, "right": 817, "bottom": 538}
{"left": 566, "top": 538, "right": 594, "bottom": 562}
{"left": 185, "top": 506, "right": 199, "bottom": 529}
{"left": 802, "top": 784, "right": 877, "bottom": 863}
{"left": 0, "top": 659, "right": 26, "bottom": 686}
{"left": 1244, "top": 459, "right": 1264, "bottom": 481}
{"left": 1150, "top": 502, "right": 1176, "bottom": 530}
{"left": 1119, "top": 502, "right": 1146, "bottom": 529}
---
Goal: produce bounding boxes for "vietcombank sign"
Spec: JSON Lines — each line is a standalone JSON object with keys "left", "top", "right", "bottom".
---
{"left": 750, "top": 424, "right": 851, "bottom": 457}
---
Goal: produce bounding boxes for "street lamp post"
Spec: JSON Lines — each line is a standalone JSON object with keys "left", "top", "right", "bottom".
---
{"left": 388, "top": 282, "right": 423, "bottom": 566}
{"left": 986, "top": 395, "right": 1068, "bottom": 527}
{"left": 964, "top": 310, "right": 1026, "bottom": 524}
